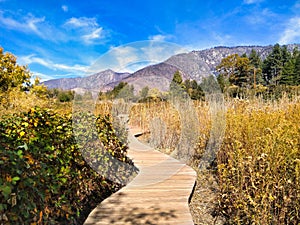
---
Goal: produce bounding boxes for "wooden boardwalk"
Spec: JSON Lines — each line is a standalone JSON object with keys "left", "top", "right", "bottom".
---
{"left": 84, "top": 128, "right": 197, "bottom": 225}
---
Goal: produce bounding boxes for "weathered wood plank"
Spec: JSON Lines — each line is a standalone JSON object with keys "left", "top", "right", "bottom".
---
{"left": 84, "top": 129, "right": 197, "bottom": 225}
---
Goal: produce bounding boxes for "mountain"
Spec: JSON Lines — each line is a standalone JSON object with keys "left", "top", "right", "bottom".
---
{"left": 43, "top": 69, "right": 130, "bottom": 92}
{"left": 43, "top": 44, "right": 300, "bottom": 92}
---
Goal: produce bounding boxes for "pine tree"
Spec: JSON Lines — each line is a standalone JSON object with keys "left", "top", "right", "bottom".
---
{"left": 280, "top": 60, "right": 296, "bottom": 85}
{"left": 262, "top": 44, "right": 283, "bottom": 85}
{"left": 280, "top": 46, "right": 299, "bottom": 85}
{"left": 248, "top": 49, "right": 264, "bottom": 86}
{"left": 169, "top": 70, "right": 185, "bottom": 97}
{"left": 216, "top": 54, "right": 251, "bottom": 88}
{"left": 249, "top": 49, "right": 261, "bottom": 68}
{"left": 294, "top": 53, "right": 300, "bottom": 85}
{"left": 234, "top": 56, "right": 251, "bottom": 88}
{"left": 281, "top": 45, "right": 292, "bottom": 65}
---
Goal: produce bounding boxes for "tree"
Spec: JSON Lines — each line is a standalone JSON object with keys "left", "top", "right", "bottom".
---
{"left": 172, "top": 70, "right": 183, "bottom": 84}
{"left": 139, "top": 86, "right": 149, "bottom": 100}
{"left": 216, "top": 54, "right": 238, "bottom": 80}
{"left": 281, "top": 45, "right": 292, "bottom": 65}
{"left": 184, "top": 79, "right": 204, "bottom": 100}
{"left": 234, "top": 57, "right": 251, "bottom": 87}
{"left": 169, "top": 70, "right": 185, "bottom": 97}
{"left": 0, "top": 47, "right": 31, "bottom": 93}
{"left": 0, "top": 47, "right": 50, "bottom": 110}
{"left": 294, "top": 53, "right": 300, "bottom": 85}
{"left": 248, "top": 49, "right": 264, "bottom": 86}
{"left": 106, "top": 82, "right": 127, "bottom": 99}
{"left": 216, "top": 54, "right": 252, "bottom": 89}
{"left": 248, "top": 49, "right": 261, "bottom": 68}
{"left": 280, "top": 59, "right": 296, "bottom": 85}
{"left": 280, "top": 46, "right": 299, "bottom": 85}
{"left": 117, "top": 84, "right": 135, "bottom": 101}
{"left": 57, "top": 90, "right": 74, "bottom": 102}
{"left": 262, "top": 44, "right": 284, "bottom": 85}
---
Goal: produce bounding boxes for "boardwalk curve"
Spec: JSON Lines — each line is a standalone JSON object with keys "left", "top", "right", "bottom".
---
{"left": 84, "top": 128, "right": 197, "bottom": 225}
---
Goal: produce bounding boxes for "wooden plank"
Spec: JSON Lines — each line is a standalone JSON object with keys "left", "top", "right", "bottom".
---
{"left": 84, "top": 129, "right": 197, "bottom": 225}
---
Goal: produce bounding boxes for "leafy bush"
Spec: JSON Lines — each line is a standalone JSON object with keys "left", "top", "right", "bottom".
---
{"left": 0, "top": 107, "right": 136, "bottom": 224}
{"left": 217, "top": 101, "right": 300, "bottom": 224}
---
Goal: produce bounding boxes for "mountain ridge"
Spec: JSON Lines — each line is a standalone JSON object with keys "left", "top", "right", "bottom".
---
{"left": 43, "top": 44, "right": 300, "bottom": 92}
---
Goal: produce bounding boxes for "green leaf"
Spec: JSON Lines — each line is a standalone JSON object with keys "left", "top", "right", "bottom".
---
{"left": 0, "top": 185, "right": 12, "bottom": 199}
{"left": 12, "top": 177, "right": 20, "bottom": 185}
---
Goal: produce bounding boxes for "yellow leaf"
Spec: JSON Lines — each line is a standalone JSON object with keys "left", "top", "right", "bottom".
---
{"left": 20, "top": 131, "right": 25, "bottom": 137}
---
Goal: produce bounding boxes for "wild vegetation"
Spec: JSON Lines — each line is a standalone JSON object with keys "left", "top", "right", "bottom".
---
{"left": 0, "top": 47, "right": 137, "bottom": 224}
{"left": 128, "top": 44, "right": 300, "bottom": 224}
{"left": 1, "top": 44, "right": 300, "bottom": 224}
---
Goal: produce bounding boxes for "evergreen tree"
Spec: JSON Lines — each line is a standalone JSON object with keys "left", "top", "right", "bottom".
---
{"left": 234, "top": 56, "right": 251, "bottom": 88}
{"left": 248, "top": 49, "right": 261, "bottom": 68}
{"left": 280, "top": 59, "right": 296, "bottom": 85}
{"left": 172, "top": 70, "right": 183, "bottom": 84}
{"left": 280, "top": 46, "right": 299, "bottom": 85}
{"left": 262, "top": 44, "right": 283, "bottom": 85}
{"left": 184, "top": 79, "right": 204, "bottom": 100}
{"left": 248, "top": 49, "right": 264, "bottom": 86}
{"left": 216, "top": 54, "right": 251, "bottom": 88}
{"left": 169, "top": 70, "right": 185, "bottom": 97}
{"left": 217, "top": 74, "right": 227, "bottom": 93}
{"left": 139, "top": 86, "right": 149, "bottom": 100}
{"left": 294, "top": 53, "right": 300, "bottom": 85}
{"left": 281, "top": 45, "right": 292, "bottom": 65}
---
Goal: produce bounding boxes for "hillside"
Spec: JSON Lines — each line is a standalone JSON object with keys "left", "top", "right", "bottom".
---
{"left": 43, "top": 44, "right": 300, "bottom": 92}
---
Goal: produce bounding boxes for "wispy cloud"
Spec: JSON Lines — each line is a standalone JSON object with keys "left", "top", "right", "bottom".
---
{"left": 31, "top": 71, "right": 56, "bottom": 82}
{"left": 19, "top": 54, "right": 88, "bottom": 74}
{"left": 245, "top": 8, "right": 276, "bottom": 25}
{"left": 64, "top": 16, "right": 107, "bottom": 44}
{"left": 82, "top": 27, "right": 104, "bottom": 43}
{"left": 0, "top": 11, "right": 67, "bottom": 42}
{"left": 90, "top": 41, "right": 187, "bottom": 73}
{"left": 0, "top": 11, "right": 45, "bottom": 37}
{"left": 62, "top": 5, "right": 68, "bottom": 12}
{"left": 279, "top": 16, "right": 300, "bottom": 44}
{"left": 148, "top": 34, "right": 172, "bottom": 42}
{"left": 243, "top": 0, "right": 264, "bottom": 4}
{"left": 64, "top": 17, "right": 98, "bottom": 28}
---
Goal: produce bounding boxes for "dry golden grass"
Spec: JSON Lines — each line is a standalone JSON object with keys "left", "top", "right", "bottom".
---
{"left": 3, "top": 91, "right": 298, "bottom": 224}
{"left": 217, "top": 97, "right": 300, "bottom": 224}
{"left": 128, "top": 95, "right": 300, "bottom": 224}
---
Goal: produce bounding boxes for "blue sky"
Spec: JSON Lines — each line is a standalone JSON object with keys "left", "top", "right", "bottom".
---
{"left": 1, "top": 0, "right": 300, "bottom": 81}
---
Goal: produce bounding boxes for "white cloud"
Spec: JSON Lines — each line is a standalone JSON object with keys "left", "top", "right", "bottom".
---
{"left": 64, "top": 17, "right": 98, "bottom": 28}
{"left": 82, "top": 27, "right": 104, "bottom": 43}
{"left": 245, "top": 8, "right": 276, "bottom": 25}
{"left": 62, "top": 5, "right": 68, "bottom": 12}
{"left": 64, "top": 16, "right": 106, "bottom": 44}
{"left": 90, "top": 41, "right": 187, "bottom": 73}
{"left": 18, "top": 54, "right": 88, "bottom": 73}
{"left": 107, "top": 46, "right": 140, "bottom": 72}
{"left": 243, "top": 0, "right": 264, "bottom": 4}
{"left": 0, "top": 11, "right": 45, "bottom": 37}
{"left": 31, "top": 71, "right": 56, "bottom": 82}
{"left": 279, "top": 17, "right": 300, "bottom": 44}
{"left": 148, "top": 34, "right": 169, "bottom": 42}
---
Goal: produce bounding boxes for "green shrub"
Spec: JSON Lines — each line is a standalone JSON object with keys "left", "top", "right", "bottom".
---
{"left": 0, "top": 107, "right": 136, "bottom": 224}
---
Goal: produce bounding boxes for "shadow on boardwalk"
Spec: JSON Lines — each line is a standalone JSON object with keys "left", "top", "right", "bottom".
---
{"left": 84, "top": 129, "right": 196, "bottom": 225}
{"left": 85, "top": 192, "right": 178, "bottom": 225}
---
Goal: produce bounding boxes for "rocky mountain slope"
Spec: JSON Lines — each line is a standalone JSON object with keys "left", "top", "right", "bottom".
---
{"left": 43, "top": 44, "right": 300, "bottom": 92}
{"left": 43, "top": 69, "right": 130, "bottom": 92}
